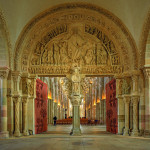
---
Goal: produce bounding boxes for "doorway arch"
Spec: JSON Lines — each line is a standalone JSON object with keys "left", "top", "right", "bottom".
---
{"left": 13, "top": 3, "right": 139, "bottom": 74}
{"left": 12, "top": 3, "right": 141, "bottom": 136}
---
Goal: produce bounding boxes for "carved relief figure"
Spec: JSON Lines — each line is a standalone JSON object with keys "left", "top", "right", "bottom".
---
{"left": 122, "top": 79, "right": 131, "bottom": 94}
{"left": 97, "top": 44, "right": 108, "bottom": 65}
{"left": 71, "top": 67, "right": 81, "bottom": 94}
{"left": 60, "top": 41, "right": 69, "bottom": 65}
{"left": 31, "top": 57, "right": 40, "bottom": 65}
{"left": 84, "top": 47, "right": 95, "bottom": 65}
{"left": 47, "top": 46, "right": 54, "bottom": 64}
{"left": 34, "top": 42, "right": 43, "bottom": 55}
{"left": 22, "top": 79, "right": 28, "bottom": 95}
{"left": 54, "top": 43, "right": 60, "bottom": 65}
{"left": 41, "top": 48, "right": 48, "bottom": 64}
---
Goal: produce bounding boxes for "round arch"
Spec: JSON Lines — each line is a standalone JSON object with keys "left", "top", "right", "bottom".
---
{"left": 139, "top": 9, "right": 150, "bottom": 68}
{"left": 0, "top": 9, "right": 12, "bottom": 69}
{"left": 14, "top": 3, "right": 139, "bottom": 76}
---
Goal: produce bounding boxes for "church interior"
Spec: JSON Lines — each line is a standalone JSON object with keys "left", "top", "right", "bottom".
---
{"left": 0, "top": 0, "right": 150, "bottom": 150}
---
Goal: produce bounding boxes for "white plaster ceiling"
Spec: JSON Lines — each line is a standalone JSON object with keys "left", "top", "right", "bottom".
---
{"left": 0, "top": 0, "right": 150, "bottom": 51}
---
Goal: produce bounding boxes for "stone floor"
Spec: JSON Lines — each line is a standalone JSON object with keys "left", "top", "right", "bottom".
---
{"left": 0, "top": 125, "right": 150, "bottom": 150}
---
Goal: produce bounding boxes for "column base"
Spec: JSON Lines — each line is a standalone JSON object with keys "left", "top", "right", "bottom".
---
{"left": 71, "top": 128, "right": 81, "bottom": 136}
{"left": 117, "top": 132, "right": 123, "bottom": 135}
{"left": 123, "top": 129, "right": 129, "bottom": 136}
{"left": 131, "top": 130, "right": 139, "bottom": 137}
{"left": 14, "top": 131, "right": 21, "bottom": 137}
{"left": 23, "top": 131, "right": 29, "bottom": 136}
{"left": 0, "top": 131, "right": 9, "bottom": 138}
{"left": 144, "top": 130, "right": 150, "bottom": 137}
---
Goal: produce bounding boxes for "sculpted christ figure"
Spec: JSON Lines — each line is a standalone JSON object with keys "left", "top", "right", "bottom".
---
{"left": 71, "top": 67, "right": 81, "bottom": 94}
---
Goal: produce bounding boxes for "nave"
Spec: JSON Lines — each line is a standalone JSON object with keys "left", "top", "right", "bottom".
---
{"left": 0, "top": 125, "right": 150, "bottom": 150}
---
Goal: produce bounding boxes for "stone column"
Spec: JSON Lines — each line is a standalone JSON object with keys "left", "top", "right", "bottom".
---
{"left": 71, "top": 96, "right": 81, "bottom": 135}
{"left": 49, "top": 99, "right": 53, "bottom": 124}
{"left": 123, "top": 95, "right": 130, "bottom": 136}
{"left": 28, "top": 75, "right": 37, "bottom": 135}
{"left": 96, "top": 102, "right": 100, "bottom": 120}
{"left": 143, "top": 67, "right": 150, "bottom": 136}
{"left": 100, "top": 77, "right": 104, "bottom": 124}
{"left": 115, "top": 76, "right": 125, "bottom": 135}
{"left": 54, "top": 102, "right": 57, "bottom": 118}
{"left": 131, "top": 72, "right": 140, "bottom": 136}
{"left": 7, "top": 71, "right": 14, "bottom": 136}
{"left": 22, "top": 97, "right": 28, "bottom": 135}
{"left": 103, "top": 99, "right": 106, "bottom": 124}
{"left": 0, "top": 67, "right": 9, "bottom": 138}
{"left": 131, "top": 96, "right": 139, "bottom": 136}
{"left": 13, "top": 96, "right": 21, "bottom": 136}
{"left": 21, "top": 73, "right": 29, "bottom": 136}
{"left": 69, "top": 66, "right": 83, "bottom": 136}
{"left": 12, "top": 71, "right": 21, "bottom": 137}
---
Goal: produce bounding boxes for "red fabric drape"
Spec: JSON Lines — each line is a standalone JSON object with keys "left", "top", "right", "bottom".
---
{"left": 35, "top": 79, "right": 48, "bottom": 134}
{"left": 106, "top": 79, "right": 118, "bottom": 134}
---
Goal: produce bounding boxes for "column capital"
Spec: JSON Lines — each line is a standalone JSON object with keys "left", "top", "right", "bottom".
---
{"left": 22, "top": 96, "right": 29, "bottom": 103}
{"left": 143, "top": 66, "right": 150, "bottom": 79}
{"left": 132, "top": 95, "right": 140, "bottom": 104}
{"left": 0, "top": 67, "right": 9, "bottom": 79}
{"left": 131, "top": 70, "right": 141, "bottom": 76}
{"left": 12, "top": 71, "right": 21, "bottom": 77}
{"left": 13, "top": 96, "right": 21, "bottom": 103}
{"left": 21, "top": 72, "right": 30, "bottom": 78}
{"left": 123, "top": 95, "right": 131, "bottom": 103}
{"left": 28, "top": 74, "right": 38, "bottom": 79}
{"left": 71, "top": 95, "right": 81, "bottom": 106}
{"left": 114, "top": 74, "right": 123, "bottom": 79}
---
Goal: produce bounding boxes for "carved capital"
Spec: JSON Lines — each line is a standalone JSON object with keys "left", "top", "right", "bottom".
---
{"left": 71, "top": 95, "right": 81, "bottom": 105}
{"left": 13, "top": 96, "right": 21, "bottom": 103}
{"left": 22, "top": 97, "right": 28, "bottom": 103}
{"left": 12, "top": 71, "right": 21, "bottom": 82}
{"left": 123, "top": 95, "right": 131, "bottom": 104}
{"left": 143, "top": 67, "right": 150, "bottom": 79}
{"left": 132, "top": 95, "right": 139, "bottom": 105}
{"left": 0, "top": 67, "right": 9, "bottom": 79}
{"left": 22, "top": 77, "right": 29, "bottom": 95}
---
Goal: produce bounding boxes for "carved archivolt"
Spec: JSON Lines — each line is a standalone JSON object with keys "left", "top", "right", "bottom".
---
{"left": 14, "top": 3, "right": 139, "bottom": 75}
{"left": 139, "top": 9, "right": 150, "bottom": 68}
{"left": 0, "top": 9, "right": 12, "bottom": 69}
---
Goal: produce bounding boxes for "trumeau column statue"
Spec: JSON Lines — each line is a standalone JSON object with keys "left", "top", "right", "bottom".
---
{"left": 67, "top": 64, "right": 84, "bottom": 135}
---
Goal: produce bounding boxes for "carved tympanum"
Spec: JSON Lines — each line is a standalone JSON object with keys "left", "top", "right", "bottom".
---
{"left": 28, "top": 24, "right": 122, "bottom": 75}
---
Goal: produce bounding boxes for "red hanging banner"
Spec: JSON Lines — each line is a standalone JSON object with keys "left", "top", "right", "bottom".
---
{"left": 106, "top": 79, "right": 118, "bottom": 134}
{"left": 35, "top": 79, "right": 48, "bottom": 134}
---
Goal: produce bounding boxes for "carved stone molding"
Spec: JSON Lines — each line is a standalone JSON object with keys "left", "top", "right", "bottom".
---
{"left": 0, "top": 9, "right": 12, "bottom": 69}
{"left": 139, "top": 9, "right": 150, "bottom": 68}
{"left": 0, "top": 67, "right": 9, "bottom": 79}
{"left": 14, "top": 3, "right": 138, "bottom": 74}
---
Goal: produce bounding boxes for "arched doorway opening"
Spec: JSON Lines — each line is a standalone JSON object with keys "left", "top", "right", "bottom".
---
{"left": 11, "top": 3, "right": 140, "bottom": 136}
